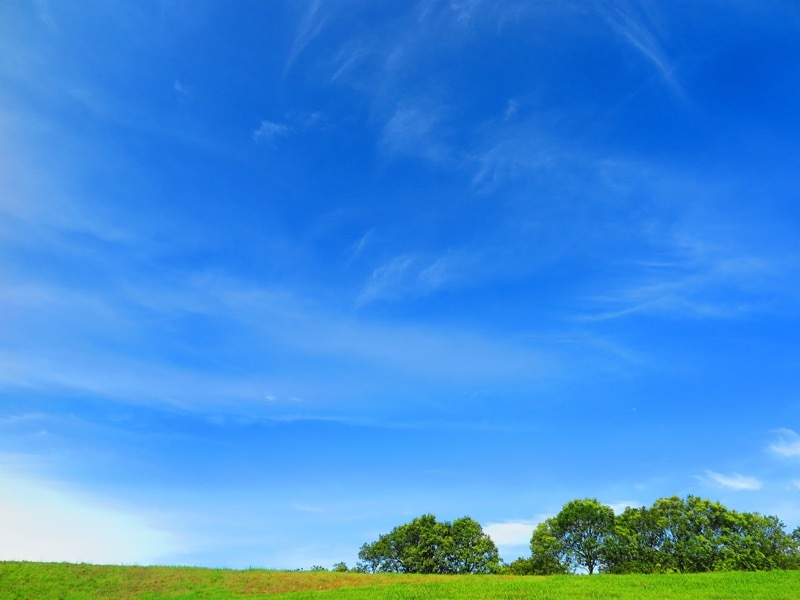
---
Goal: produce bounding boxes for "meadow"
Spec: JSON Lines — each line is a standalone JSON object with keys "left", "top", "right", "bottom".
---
{"left": 2, "top": 562, "right": 800, "bottom": 599}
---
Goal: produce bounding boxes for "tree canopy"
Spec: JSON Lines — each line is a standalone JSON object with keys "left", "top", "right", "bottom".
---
{"left": 357, "top": 514, "right": 500, "bottom": 574}
{"left": 354, "top": 497, "right": 800, "bottom": 577}
{"left": 527, "top": 496, "right": 800, "bottom": 575}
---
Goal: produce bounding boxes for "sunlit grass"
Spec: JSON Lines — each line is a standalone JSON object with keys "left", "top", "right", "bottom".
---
{"left": 1, "top": 562, "right": 799, "bottom": 599}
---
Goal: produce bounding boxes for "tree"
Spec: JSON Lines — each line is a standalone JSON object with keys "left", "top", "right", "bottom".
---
{"left": 718, "top": 511, "right": 799, "bottom": 571}
{"left": 604, "top": 505, "right": 673, "bottom": 574}
{"left": 550, "top": 499, "right": 615, "bottom": 574}
{"left": 529, "top": 521, "right": 569, "bottom": 575}
{"left": 501, "top": 557, "right": 537, "bottom": 575}
{"left": 446, "top": 516, "right": 501, "bottom": 574}
{"left": 357, "top": 514, "right": 500, "bottom": 574}
{"left": 605, "top": 496, "right": 800, "bottom": 574}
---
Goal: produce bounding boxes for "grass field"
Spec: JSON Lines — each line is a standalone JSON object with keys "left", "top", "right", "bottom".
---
{"left": 2, "top": 562, "right": 800, "bottom": 599}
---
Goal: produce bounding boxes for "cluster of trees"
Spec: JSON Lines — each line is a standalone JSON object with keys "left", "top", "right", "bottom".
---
{"left": 514, "top": 496, "right": 800, "bottom": 575}
{"left": 357, "top": 514, "right": 500, "bottom": 574}
{"left": 355, "top": 497, "right": 800, "bottom": 576}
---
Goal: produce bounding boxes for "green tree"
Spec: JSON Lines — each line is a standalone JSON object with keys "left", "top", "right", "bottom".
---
{"left": 501, "top": 557, "right": 536, "bottom": 575}
{"left": 719, "top": 511, "right": 799, "bottom": 571}
{"left": 550, "top": 499, "right": 615, "bottom": 574}
{"left": 445, "top": 516, "right": 501, "bottom": 574}
{"left": 605, "top": 496, "right": 799, "bottom": 574}
{"left": 604, "top": 505, "right": 668, "bottom": 574}
{"left": 529, "top": 521, "right": 569, "bottom": 575}
{"left": 652, "top": 495, "right": 734, "bottom": 573}
{"left": 357, "top": 514, "right": 500, "bottom": 574}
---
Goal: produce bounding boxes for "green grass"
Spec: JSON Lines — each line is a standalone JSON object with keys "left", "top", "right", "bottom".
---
{"left": 2, "top": 562, "right": 800, "bottom": 599}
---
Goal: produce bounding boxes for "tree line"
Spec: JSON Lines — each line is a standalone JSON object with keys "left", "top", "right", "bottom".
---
{"left": 347, "top": 496, "right": 800, "bottom": 575}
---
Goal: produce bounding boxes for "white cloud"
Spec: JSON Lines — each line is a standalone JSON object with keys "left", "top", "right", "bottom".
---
{"left": 449, "top": 0, "right": 488, "bottom": 26}
{"left": 0, "top": 271, "right": 556, "bottom": 417}
{"left": 381, "top": 107, "right": 450, "bottom": 164}
{"left": 35, "top": 0, "right": 56, "bottom": 29}
{"left": 503, "top": 99, "right": 519, "bottom": 121}
{"left": 253, "top": 120, "right": 289, "bottom": 144}
{"left": 285, "top": 0, "right": 326, "bottom": 75}
{"left": 603, "top": 0, "right": 682, "bottom": 96}
{"left": 358, "top": 254, "right": 418, "bottom": 304}
{"left": 173, "top": 80, "right": 190, "bottom": 96}
{"left": 483, "top": 521, "right": 538, "bottom": 546}
{"left": 705, "top": 470, "right": 763, "bottom": 491}
{"left": 605, "top": 500, "right": 643, "bottom": 515}
{"left": 769, "top": 428, "right": 800, "bottom": 458}
{"left": 357, "top": 249, "right": 492, "bottom": 305}
{"left": 0, "top": 467, "right": 182, "bottom": 564}
{"left": 346, "top": 229, "right": 374, "bottom": 264}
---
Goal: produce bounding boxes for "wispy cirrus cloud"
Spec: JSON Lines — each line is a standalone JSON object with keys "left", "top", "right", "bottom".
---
{"left": 578, "top": 168, "right": 791, "bottom": 322}
{"left": 357, "top": 248, "right": 498, "bottom": 305}
{"left": 34, "top": 0, "right": 56, "bottom": 30}
{"left": 173, "top": 80, "right": 190, "bottom": 97}
{"left": 601, "top": 0, "right": 682, "bottom": 95}
{"left": 253, "top": 120, "right": 290, "bottom": 144}
{"left": 0, "top": 267, "right": 558, "bottom": 417}
{"left": 285, "top": 0, "right": 327, "bottom": 76}
{"left": 381, "top": 105, "right": 452, "bottom": 164}
{"left": 704, "top": 470, "right": 763, "bottom": 491}
{"left": 769, "top": 429, "right": 800, "bottom": 458}
{"left": 584, "top": 255, "right": 778, "bottom": 321}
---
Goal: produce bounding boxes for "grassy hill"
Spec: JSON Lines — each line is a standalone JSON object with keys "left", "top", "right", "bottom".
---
{"left": 2, "top": 562, "right": 800, "bottom": 599}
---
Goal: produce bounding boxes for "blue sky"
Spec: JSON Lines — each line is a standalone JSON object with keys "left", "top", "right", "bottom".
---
{"left": 2, "top": 0, "right": 800, "bottom": 568}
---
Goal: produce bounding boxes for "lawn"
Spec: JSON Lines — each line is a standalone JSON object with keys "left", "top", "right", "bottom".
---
{"left": 2, "top": 562, "right": 800, "bottom": 599}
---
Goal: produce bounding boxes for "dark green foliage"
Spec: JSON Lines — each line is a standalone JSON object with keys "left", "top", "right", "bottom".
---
{"left": 529, "top": 499, "right": 614, "bottom": 574}
{"left": 523, "top": 495, "right": 800, "bottom": 575}
{"left": 501, "top": 557, "right": 537, "bottom": 575}
{"left": 602, "top": 504, "right": 668, "bottom": 574}
{"left": 551, "top": 498, "right": 615, "bottom": 574}
{"left": 357, "top": 514, "right": 500, "bottom": 574}
{"left": 447, "top": 515, "right": 502, "bottom": 574}
{"left": 524, "top": 495, "right": 800, "bottom": 576}
{"left": 529, "top": 521, "right": 570, "bottom": 575}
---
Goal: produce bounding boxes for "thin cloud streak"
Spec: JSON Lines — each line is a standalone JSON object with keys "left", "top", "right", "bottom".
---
{"left": 285, "top": 0, "right": 327, "bottom": 76}
{"left": 253, "top": 120, "right": 290, "bottom": 144}
{"left": 770, "top": 429, "right": 800, "bottom": 458}
{"left": 704, "top": 471, "right": 763, "bottom": 491}
{"left": 602, "top": 0, "right": 683, "bottom": 96}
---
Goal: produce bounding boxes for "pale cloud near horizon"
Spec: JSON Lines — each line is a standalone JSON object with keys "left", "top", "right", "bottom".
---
{"left": 484, "top": 502, "right": 641, "bottom": 549}
{"left": 483, "top": 519, "right": 541, "bottom": 547}
{"left": 605, "top": 500, "right": 644, "bottom": 515}
{"left": 704, "top": 470, "right": 763, "bottom": 491}
{"left": 0, "top": 466, "right": 182, "bottom": 564}
{"left": 484, "top": 511, "right": 559, "bottom": 549}
{"left": 769, "top": 428, "right": 800, "bottom": 458}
